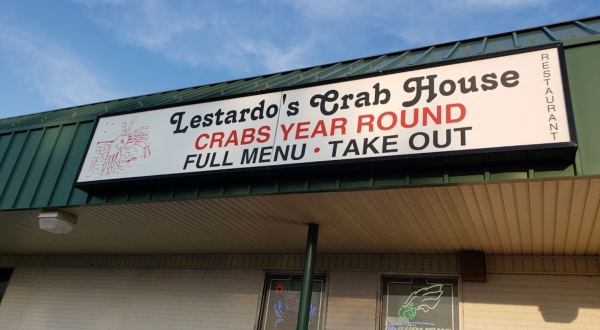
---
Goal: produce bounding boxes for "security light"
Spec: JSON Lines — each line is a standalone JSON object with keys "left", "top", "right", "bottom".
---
{"left": 38, "top": 210, "right": 77, "bottom": 234}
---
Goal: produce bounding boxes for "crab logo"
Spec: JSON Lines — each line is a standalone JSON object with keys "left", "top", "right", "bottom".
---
{"left": 273, "top": 294, "right": 316, "bottom": 328}
{"left": 90, "top": 117, "right": 150, "bottom": 176}
{"left": 397, "top": 284, "right": 444, "bottom": 321}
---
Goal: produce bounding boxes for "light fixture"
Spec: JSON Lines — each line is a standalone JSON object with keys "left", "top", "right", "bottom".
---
{"left": 38, "top": 210, "right": 77, "bottom": 234}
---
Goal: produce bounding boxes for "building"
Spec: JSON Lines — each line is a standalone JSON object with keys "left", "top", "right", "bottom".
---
{"left": 0, "top": 16, "right": 599, "bottom": 330}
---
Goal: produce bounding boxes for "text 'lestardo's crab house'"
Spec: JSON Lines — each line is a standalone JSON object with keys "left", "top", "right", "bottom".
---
{"left": 0, "top": 16, "right": 600, "bottom": 330}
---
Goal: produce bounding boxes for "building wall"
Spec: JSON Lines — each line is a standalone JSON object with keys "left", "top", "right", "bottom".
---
{"left": 462, "top": 274, "right": 600, "bottom": 330}
{"left": 325, "top": 271, "right": 378, "bottom": 330}
{"left": 0, "top": 268, "right": 264, "bottom": 330}
{"left": 0, "top": 268, "right": 599, "bottom": 330}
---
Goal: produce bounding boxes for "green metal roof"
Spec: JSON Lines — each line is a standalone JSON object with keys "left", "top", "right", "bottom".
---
{"left": 1, "top": 16, "right": 599, "bottom": 211}
{"left": 1, "top": 16, "right": 600, "bottom": 132}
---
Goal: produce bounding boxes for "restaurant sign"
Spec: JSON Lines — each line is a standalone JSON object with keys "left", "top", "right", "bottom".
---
{"left": 76, "top": 44, "right": 574, "bottom": 184}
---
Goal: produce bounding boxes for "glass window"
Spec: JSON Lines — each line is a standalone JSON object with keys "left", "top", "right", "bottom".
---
{"left": 382, "top": 277, "right": 459, "bottom": 330}
{"left": 0, "top": 268, "right": 13, "bottom": 304}
{"left": 258, "top": 274, "right": 326, "bottom": 330}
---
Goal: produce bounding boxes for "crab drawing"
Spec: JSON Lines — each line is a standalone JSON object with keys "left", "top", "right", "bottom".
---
{"left": 90, "top": 117, "right": 150, "bottom": 175}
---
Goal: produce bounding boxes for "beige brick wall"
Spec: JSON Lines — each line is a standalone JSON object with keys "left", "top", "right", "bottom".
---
{"left": 0, "top": 268, "right": 38, "bottom": 330}
{"left": 2, "top": 268, "right": 599, "bottom": 330}
{"left": 0, "top": 268, "right": 264, "bottom": 330}
{"left": 463, "top": 274, "right": 600, "bottom": 330}
{"left": 325, "top": 271, "right": 378, "bottom": 330}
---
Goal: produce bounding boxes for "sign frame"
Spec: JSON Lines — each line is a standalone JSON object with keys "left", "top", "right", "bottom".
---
{"left": 74, "top": 42, "right": 577, "bottom": 189}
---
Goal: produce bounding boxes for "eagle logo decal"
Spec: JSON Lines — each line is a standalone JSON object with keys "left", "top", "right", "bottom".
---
{"left": 397, "top": 284, "right": 444, "bottom": 320}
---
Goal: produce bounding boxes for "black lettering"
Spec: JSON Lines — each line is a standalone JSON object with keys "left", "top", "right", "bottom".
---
{"left": 195, "top": 153, "right": 210, "bottom": 168}
{"left": 329, "top": 140, "right": 343, "bottom": 157}
{"left": 239, "top": 108, "right": 251, "bottom": 122}
{"left": 190, "top": 115, "right": 202, "bottom": 129}
{"left": 409, "top": 132, "right": 429, "bottom": 150}
{"left": 209, "top": 153, "right": 220, "bottom": 167}
{"left": 223, "top": 151, "right": 233, "bottom": 166}
{"left": 340, "top": 94, "right": 353, "bottom": 109}
{"left": 382, "top": 135, "right": 398, "bottom": 153}
{"left": 215, "top": 109, "right": 225, "bottom": 125}
{"left": 183, "top": 154, "right": 196, "bottom": 169}
{"left": 402, "top": 75, "right": 438, "bottom": 107}
{"left": 170, "top": 112, "right": 188, "bottom": 134}
{"left": 291, "top": 144, "right": 306, "bottom": 160}
{"left": 362, "top": 137, "right": 380, "bottom": 154}
{"left": 274, "top": 145, "right": 289, "bottom": 161}
{"left": 202, "top": 113, "right": 213, "bottom": 127}
{"left": 439, "top": 80, "right": 456, "bottom": 96}
{"left": 373, "top": 83, "right": 391, "bottom": 105}
{"left": 224, "top": 111, "right": 237, "bottom": 124}
{"left": 458, "top": 76, "right": 479, "bottom": 93}
{"left": 453, "top": 127, "right": 472, "bottom": 146}
{"left": 251, "top": 100, "right": 265, "bottom": 120}
{"left": 266, "top": 104, "right": 278, "bottom": 118}
{"left": 259, "top": 147, "right": 272, "bottom": 163}
{"left": 354, "top": 92, "right": 371, "bottom": 108}
{"left": 311, "top": 90, "right": 339, "bottom": 115}
{"left": 481, "top": 73, "right": 498, "bottom": 91}
{"left": 343, "top": 139, "right": 360, "bottom": 156}
{"left": 241, "top": 148, "right": 258, "bottom": 164}
{"left": 433, "top": 129, "right": 451, "bottom": 148}
{"left": 501, "top": 70, "right": 519, "bottom": 88}
{"left": 287, "top": 102, "right": 299, "bottom": 116}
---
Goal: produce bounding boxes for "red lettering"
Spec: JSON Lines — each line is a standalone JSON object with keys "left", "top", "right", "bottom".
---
{"left": 295, "top": 121, "right": 310, "bottom": 139}
{"left": 257, "top": 126, "right": 270, "bottom": 143}
{"left": 195, "top": 133, "right": 209, "bottom": 150}
{"left": 357, "top": 115, "right": 374, "bottom": 133}
{"left": 241, "top": 128, "right": 255, "bottom": 145}
{"left": 423, "top": 106, "right": 442, "bottom": 126}
{"left": 401, "top": 109, "right": 418, "bottom": 128}
{"left": 210, "top": 132, "right": 225, "bottom": 148}
{"left": 310, "top": 120, "right": 328, "bottom": 138}
{"left": 446, "top": 103, "right": 466, "bottom": 123}
{"left": 224, "top": 130, "right": 239, "bottom": 147}
{"left": 331, "top": 118, "right": 347, "bottom": 135}
{"left": 377, "top": 112, "right": 397, "bottom": 131}
{"left": 280, "top": 123, "right": 295, "bottom": 141}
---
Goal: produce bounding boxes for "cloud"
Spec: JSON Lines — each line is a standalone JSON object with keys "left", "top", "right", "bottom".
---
{"left": 70, "top": 0, "right": 599, "bottom": 81}
{"left": 76, "top": 0, "right": 318, "bottom": 75}
{"left": 0, "top": 27, "right": 123, "bottom": 108}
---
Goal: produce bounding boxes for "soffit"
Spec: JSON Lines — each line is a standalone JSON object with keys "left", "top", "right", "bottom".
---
{"left": 0, "top": 177, "right": 599, "bottom": 256}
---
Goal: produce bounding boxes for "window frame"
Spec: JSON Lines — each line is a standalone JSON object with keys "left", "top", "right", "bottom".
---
{"left": 379, "top": 275, "right": 460, "bottom": 330}
{"left": 256, "top": 272, "right": 328, "bottom": 330}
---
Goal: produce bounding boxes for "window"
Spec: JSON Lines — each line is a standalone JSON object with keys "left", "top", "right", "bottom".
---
{"left": 381, "top": 276, "right": 459, "bottom": 330}
{"left": 258, "top": 274, "right": 326, "bottom": 330}
{"left": 0, "top": 268, "right": 13, "bottom": 305}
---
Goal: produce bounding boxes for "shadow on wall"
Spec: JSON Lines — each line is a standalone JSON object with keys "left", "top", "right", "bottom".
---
{"left": 462, "top": 274, "right": 600, "bottom": 326}
{"left": 538, "top": 306, "right": 578, "bottom": 323}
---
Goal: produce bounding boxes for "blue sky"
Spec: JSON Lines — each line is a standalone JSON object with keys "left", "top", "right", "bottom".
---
{"left": 0, "top": 0, "right": 599, "bottom": 120}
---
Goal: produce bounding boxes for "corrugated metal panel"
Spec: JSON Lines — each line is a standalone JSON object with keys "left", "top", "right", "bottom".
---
{"left": 1, "top": 16, "right": 599, "bottom": 132}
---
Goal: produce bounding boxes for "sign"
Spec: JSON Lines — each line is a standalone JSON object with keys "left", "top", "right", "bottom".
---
{"left": 76, "top": 44, "right": 574, "bottom": 184}
{"left": 260, "top": 274, "right": 325, "bottom": 330}
{"left": 383, "top": 277, "right": 459, "bottom": 330}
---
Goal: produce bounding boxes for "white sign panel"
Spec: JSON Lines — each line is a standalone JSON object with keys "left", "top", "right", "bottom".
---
{"left": 76, "top": 46, "right": 574, "bottom": 184}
